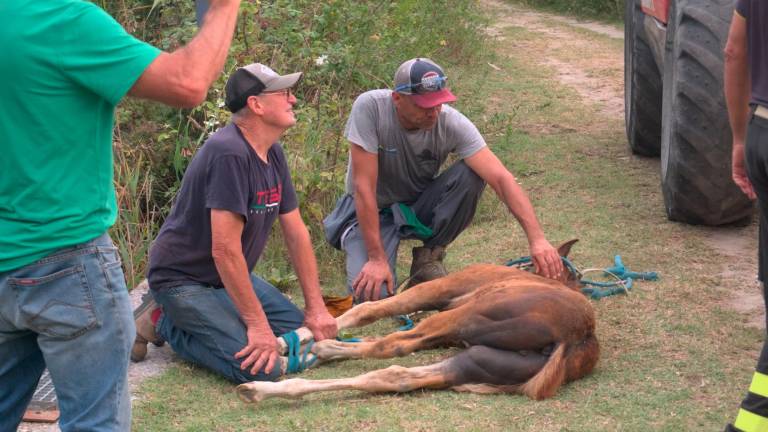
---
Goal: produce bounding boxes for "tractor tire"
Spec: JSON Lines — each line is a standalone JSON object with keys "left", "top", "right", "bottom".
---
{"left": 624, "top": 0, "right": 662, "bottom": 157}
{"left": 659, "top": 0, "right": 753, "bottom": 225}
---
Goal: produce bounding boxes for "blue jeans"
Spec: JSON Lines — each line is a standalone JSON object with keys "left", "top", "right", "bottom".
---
{"left": 152, "top": 275, "right": 304, "bottom": 383}
{"left": 0, "top": 233, "right": 134, "bottom": 432}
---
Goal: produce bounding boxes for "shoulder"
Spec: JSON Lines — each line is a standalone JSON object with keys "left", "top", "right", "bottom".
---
{"left": 269, "top": 142, "right": 288, "bottom": 162}
{"left": 440, "top": 105, "right": 476, "bottom": 128}
{"left": 59, "top": 1, "right": 125, "bottom": 30}
{"left": 353, "top": 89, "right": 393, "bottom": 108}
{"left": 196, "top": 124, "right": 251, "bottom": 163}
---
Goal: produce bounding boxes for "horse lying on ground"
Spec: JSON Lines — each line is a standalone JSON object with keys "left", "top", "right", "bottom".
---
{"left": 238, "top": 240, "right": 599, "bottom": 403}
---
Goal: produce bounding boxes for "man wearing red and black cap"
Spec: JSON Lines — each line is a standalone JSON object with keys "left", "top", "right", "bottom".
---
{"left": 324, "top": 58, "right": 564, "bottom": 303}
{"left": 131, "top": 63, "right": 337, "bottom": 383}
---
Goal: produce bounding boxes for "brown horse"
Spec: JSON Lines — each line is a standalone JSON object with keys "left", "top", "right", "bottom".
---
{"left": 238, "top": 240, "right": 599, "bottom": 403}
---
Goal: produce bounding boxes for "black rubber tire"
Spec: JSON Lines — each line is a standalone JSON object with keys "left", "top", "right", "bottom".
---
{"left": 660, "top": 0, "right": 753, "bottom": 225}
{"left": 624, "top": 0, "right": 662, "bottom": 157}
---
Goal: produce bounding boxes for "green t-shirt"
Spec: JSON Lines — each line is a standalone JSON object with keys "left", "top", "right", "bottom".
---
{"left": 0, "top": 1, "right": 161, "bottom": 272}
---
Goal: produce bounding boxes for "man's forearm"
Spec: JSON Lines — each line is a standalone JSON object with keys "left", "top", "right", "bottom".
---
{"left": 213, "top": 248, "right": 269, "bottom": 327}
{"left": 496, "top": 175, "right": 546, "bottom": 244}
{"left": 281, "top": 224, "right": 325, "bottom": 311}
{"left": 354, "top": 189, "right": 387, "bottom": 261}
{"left": 724, "top": 16, "right": 751, "bottom": 144}
{"left": 725, "top": 58, "right": 750, "bottom": 144}
{"left": 173, "top": 1, "right": 241, "bottom": 93}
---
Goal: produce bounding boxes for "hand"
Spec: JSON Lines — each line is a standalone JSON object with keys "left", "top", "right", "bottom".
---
{"left": 529, "top": 239, "right": 564, "bottom": 280}
{"left": 352, "top": 259, "right": 394, "bottom": 302}
{"left": 304, "top": 307, "right": 338, "bottom": 341}
{"left": 732, "top": 143, "right": 757, "bottom": 200}
{"left": 234, "top": 324, "right": 280, "bottom": 375}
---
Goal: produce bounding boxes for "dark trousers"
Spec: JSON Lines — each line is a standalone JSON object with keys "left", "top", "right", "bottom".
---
{"left": 328, "top": 161, "right": 486, "bottom": 299}
{"left": 727, "top": 112, "right": 768, "bottom": 432}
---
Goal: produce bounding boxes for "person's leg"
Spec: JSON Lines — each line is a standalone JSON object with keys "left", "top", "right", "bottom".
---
{"left": 154, "top": 276, "right": 304, "bottom": 383}
{"left": 342, "top": 212, "right": 401, "bottom": 302}
{"left": 0, "top": 330, "right": 45, "bottom": 431}
{"left": 400, "top": 161, "right": 486, "bottom": 287}
{"left": 6, "top": 233, "right": 134, "bottom": 432}
{"left": 726, "top": 115, "right": 768, "bottom": 431}
{"left": 410, "top": 160, "right": 486, "bottom": 248}
{"left": 248, "top": 274, "right": 304, "bottom": 335}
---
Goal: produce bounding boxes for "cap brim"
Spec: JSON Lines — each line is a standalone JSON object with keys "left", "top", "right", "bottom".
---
{"left": 263, "top": 72, "right": 303, "bottom": 91}
{"left": 409, "top": 89, "right": 457, "bottom": 108}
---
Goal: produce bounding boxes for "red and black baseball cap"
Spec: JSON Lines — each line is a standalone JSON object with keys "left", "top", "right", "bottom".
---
{"left": 393, "top": 58, "right": 456, "bottom": 109}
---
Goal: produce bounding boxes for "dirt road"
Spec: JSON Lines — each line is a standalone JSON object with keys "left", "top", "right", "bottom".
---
{"left": 483, "top": 0, "right": 763, "bottom": 328}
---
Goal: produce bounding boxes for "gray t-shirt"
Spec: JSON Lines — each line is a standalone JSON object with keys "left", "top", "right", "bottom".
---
{"left": 344, "top": 89, "right": 486, "bottom": 208}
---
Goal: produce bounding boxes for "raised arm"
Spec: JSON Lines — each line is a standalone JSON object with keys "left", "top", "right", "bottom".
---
{"left": 210, "top": 208, "right": 278, "bottom": 375}
{"left": 464, "top": 147, "right": 563, "bottom": 279}
{"left": 350, "top": 142, "right": 395, "bottom": 301}
{"left": 278, "top": 209, "right": 337, "bottom": 340}
{"left": 724, "top": 10, "right": 756, "bottom": 200}
{"left": 128, "top": 0, "right": 242, "bottom": 108}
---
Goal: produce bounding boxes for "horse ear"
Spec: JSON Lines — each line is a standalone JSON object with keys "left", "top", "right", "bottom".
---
{"left": 556, "top": 239, "right": 579, "bottom": 258}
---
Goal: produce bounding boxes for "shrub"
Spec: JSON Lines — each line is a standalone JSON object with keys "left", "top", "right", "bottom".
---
{"left": 106, "top": 0, "right": 487, "bottom": 287}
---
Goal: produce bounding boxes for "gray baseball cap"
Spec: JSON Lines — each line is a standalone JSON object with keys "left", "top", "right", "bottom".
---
{"left": 224, "top": 63, "right": 302, "bottom": 112}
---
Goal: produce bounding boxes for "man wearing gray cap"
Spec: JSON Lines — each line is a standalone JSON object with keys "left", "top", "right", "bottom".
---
{"left": 324, "top": 58, "right": 564, "bottom": 303}
{"left": 131, "top": 63, "right": 337, "bottom": 383}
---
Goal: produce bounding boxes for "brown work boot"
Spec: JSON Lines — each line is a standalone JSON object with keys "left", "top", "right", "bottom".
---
{"left": 405, "top": 246, "right": 448, "bottom": 289}
{"left": 130, "top": 292, "right": 163, "bottom": 362}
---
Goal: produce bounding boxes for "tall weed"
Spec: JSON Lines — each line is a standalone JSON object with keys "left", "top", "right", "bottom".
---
{"left": 110, "top": 0, "right": 487, "bottom": 287}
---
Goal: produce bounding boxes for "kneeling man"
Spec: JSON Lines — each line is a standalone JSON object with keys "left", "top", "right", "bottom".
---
{"left": 131, "top": 63, "right": 337, "bottom": 383}
{"left": 324, "top": 58, "right": 564, "bottom": 303}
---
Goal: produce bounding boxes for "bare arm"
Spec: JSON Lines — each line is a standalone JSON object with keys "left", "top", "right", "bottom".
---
{"left": 210, "top": 208, "right": 278, "bottom": 375}
{"left": 724, "top": 11, "right": 756, "bottom": 200}
{"left": 279, "top": 209, "right": 337, "bottom": 340}
{"left": 464, "top": 147, "right": 563, "bottom": 279}
{"left": 350, "top": 143, "right": 394, "bottom": 301}
{"left": 128, "top": 0, "right": 242, "bottom": 108}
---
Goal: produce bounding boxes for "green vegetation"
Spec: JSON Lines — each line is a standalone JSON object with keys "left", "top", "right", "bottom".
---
{"left": 103, "top": 0, "right": 486, "bottom": 288}
{"left": 90, "top": 1, "right": 757, "bottom": 430}
{"left": 123, "top": 1, "right": 757, "bottom": 430}
{"left": 517, "top": 0, "right": 625, "bottom": 21}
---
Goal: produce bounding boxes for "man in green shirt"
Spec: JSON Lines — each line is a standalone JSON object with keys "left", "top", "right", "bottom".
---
{"left": 0, "top": 1, "right": 245, "bottom": 430}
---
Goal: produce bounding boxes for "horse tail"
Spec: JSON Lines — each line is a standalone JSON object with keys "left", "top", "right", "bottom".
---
{"left": 519, "top": 334, "right": 599, "bottom": 400}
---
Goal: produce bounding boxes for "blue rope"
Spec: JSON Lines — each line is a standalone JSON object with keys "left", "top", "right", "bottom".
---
{"left": 334, "top": 315, "right": 414, "bottom": 344}
{"left": 281, "top": 330, "right": 317, "bottom": 374}
{"left": 505, "top": 254, "right": 658, "bottom": 300}
{"left": 395, "top": 314, "right": 414, "bottom": 331}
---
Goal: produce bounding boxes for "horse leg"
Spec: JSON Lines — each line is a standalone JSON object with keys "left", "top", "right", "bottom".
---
{"left": 277, "top": 265, "right": 522, "bottom": 355}
{"left": 313, "top": 306, "right": 470, "bottom": 361}
{"left": 238, "top": 344, "right": 551, "bottom": 403}
{"left": 238, "top": 361, "right": 453, "bottom": 403}
{"left": 336, "top": 264, "right": 520, "bottom": 329}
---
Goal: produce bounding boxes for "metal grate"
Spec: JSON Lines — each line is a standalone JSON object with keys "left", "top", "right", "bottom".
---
{"left": 29, "top": 369, "right": 57, "bottom": 410}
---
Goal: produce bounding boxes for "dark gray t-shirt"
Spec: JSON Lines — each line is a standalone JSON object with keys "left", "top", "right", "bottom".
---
{"left": 736, "top": 0, "right": 768, "bottom": 106}
{"left": 148, "top": 123, "right": 298, "bottom": 290}
{"left": 344, "top": 89, "right": 486, "bottom": 208}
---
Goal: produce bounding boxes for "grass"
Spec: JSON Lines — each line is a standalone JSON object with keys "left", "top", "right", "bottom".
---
{"left": 132, "top": 2, "right": 760, "bottom": 430}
